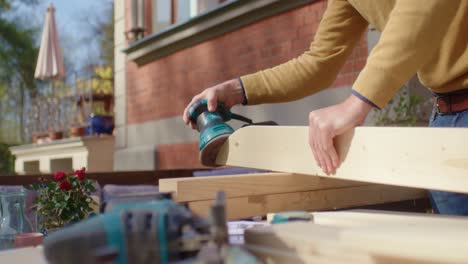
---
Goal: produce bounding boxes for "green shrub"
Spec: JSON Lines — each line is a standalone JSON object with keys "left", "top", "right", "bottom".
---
{"left": 0, "top": 143, "right": 15, "bottom": 174}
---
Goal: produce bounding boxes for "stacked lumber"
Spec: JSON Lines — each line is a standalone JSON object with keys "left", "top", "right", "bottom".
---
{"left": 246, "top": 210, "right": 468, "bottom": 263}
{"left": 159, "top": 173, "right": 426, "bottom": 220}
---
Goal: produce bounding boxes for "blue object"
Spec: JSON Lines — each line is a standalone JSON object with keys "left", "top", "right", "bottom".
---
{"left": 87, "top": 115, "right": 114, "bottom": 135}
{"left": 428, "top": 107, "right": 468, "bottom": 215}
{"left": 103, "top": 200, "right": 174, "bottom": 264}
{"left": 43, "top": 197, "right": 207, "bottom": 264}
{"left": 188, "top": 99, "right": 234, "bottom": 152}
{"left": 199, "top": 121, "right": 234, "bottom": 151}
{"left": 271, "top": 211, "right": 312, "bottom": 224}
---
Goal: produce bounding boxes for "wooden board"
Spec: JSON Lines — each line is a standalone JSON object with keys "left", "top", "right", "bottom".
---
{"left": 341, "top": 225, "right": 468, "bottom": 263}
{"left": 245, "top": 244, "right": 373, "bottom": 264}
{"left": 188, "top": 184, "right": 426, "bottom": 220}
{"left": 310, "top": 209, "right": 468, "bottom": 228}
{"left": 216, "top": 126, "right": 468, "bottom": 193}
{"left": 245, "top": 221, "right": 468, "bottom": 263}
{"left": 245, "top": 224, "right": 374, "bottom": 264}
{"left": 0, "top": 246, "right": 46, "bottom": 263}
{"left": 159, "top": 173, "right": 366, "bottom": 202}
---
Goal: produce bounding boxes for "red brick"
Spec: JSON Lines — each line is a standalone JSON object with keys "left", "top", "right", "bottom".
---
{"left": 125, "top": 0, "right": 370, "bottom": 168}
{"left": 156, "top": 142, "right": 205, "bottom": 169}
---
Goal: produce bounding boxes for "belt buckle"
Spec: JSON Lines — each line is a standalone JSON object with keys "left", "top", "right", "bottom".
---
{"left": 436, "top": 96, "right": 451, "bottom": 115}
{"left": 436, "top": 101, "right": 442, "bottom": 114}
{"left": 435, "top": 97, "right": 443, "bottom": 114}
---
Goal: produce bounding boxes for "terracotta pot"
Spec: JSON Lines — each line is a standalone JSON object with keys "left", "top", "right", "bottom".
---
{"left": 32, "top": 132, "right": 48, "bottom": 144}
{"left": 69, "top": 126, "right": 87, "bottom": 137}
{"left": 15, "top": 233, "right": 43, "bottom": 248}
{"left": 31, "top": 133, "right": 40, "bottom": 144}
{"left": 48, "top": 131, "right": 63, "bottom": 140}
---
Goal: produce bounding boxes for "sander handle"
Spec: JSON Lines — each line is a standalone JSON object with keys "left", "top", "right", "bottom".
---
{"left": 230, "top": 113, "right": 253, "bottom": 124}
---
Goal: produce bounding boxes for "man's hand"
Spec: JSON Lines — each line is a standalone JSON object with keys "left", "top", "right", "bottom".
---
{"left": 308, "top": 94, "right": 372, "bottom": 175}
{"left": 183, "top": 79, "right": 245, "bottom": 129}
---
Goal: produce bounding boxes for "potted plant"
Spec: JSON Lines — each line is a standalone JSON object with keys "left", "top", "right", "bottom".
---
{"left": 68, "top": 95, "right": 88, "bottom": 138}
{"left": 34, "top": 132, "right": 50, "bottom": 144}
{"left": 31, "top": 132, "right": 41, "bottom": 144}
{"left": 69, "top": 124, "right": 87, "bottom": 137}
{"left": 48, "top": 130, "right": 64, "bottom": 140}
{"left": 30, "top": 168, "right": 97, "bottom": 231}
{"left": 46, "top": 97, "right": 64, "bottom": 141}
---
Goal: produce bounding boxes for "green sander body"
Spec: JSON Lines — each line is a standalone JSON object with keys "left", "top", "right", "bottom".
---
{"left": 188, "top": 100, "right": 278, "bottom": 166}
{"left": 188, "top": 100, "right": 252, "bottom": 166}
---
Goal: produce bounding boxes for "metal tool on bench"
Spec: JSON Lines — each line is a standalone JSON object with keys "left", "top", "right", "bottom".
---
{"left": 270, "top": 211, "right": 312, "bottom": 224}
{"left": 43, "top": 192, "right": 258, "bottom": 264}
{"left": 188, "top": 99, "right": 276, "bottom": 166}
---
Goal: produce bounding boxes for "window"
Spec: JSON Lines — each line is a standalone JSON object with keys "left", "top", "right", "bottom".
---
{"left": 152, "top": 0, "right": 228, "bottom": 34}
{"left": 153, "top": 0, "right": 172, "bottom": 33}
{"left": 126, "top": 0, "right": 310, "bottom": 64}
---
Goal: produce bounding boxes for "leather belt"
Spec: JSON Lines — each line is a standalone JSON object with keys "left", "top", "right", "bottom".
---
{"left": 436, "top": 92, "right": 468, "bottom": 114}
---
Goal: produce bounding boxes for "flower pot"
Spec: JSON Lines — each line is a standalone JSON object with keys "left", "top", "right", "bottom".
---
{"left": 15, "top": 233, "right": 43, "bottom": 248}
{"left": 31, "top": 133, "right": 40, "bottom": 144}
{"left": 87, "top": 115, "right": 114, "bottom": 135}
{"left": 48, "top": 131, "right": 63, "bottom": 141}
{"left": 69, "top": 126, "right": 87, "bottom": 137}
{"left": 32, "top": 133, "right": 48, "bottom": 144}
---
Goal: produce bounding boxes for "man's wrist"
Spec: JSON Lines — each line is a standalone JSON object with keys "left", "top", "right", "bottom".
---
{"left": 226, "top": 78, "right": 247, "bottom": 106}
{"left": 345, "top": 93, "right": 373, "bottom": 120}
{"left": 237, "top": 77, "right": 248, "bottom": 105}
{"left": 350, "top": 90, "right": 380, "bottom": 110}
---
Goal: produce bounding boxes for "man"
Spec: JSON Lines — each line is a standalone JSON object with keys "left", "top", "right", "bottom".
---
{"left": 183, "top": 0, "right": 468, "bottom": 215}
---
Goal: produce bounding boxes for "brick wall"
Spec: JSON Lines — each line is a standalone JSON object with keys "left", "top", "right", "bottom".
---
{"left": 156, "top": 142, "right": 202, "bottom": 169}
{"left": 124, "top": 0, "right": 368, "bottom": 169}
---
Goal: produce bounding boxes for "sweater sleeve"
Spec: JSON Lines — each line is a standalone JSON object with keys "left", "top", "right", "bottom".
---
{"left": 352, "top": 0, "right": 460, "bottom": 108}
{"left": 240, "top": 0, "right": 368, "bottom": 105}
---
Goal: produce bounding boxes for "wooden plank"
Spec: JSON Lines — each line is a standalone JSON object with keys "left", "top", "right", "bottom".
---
{"left": 159, "top": 173, "right": 366, "bottom": 202}
{"left": 245, "top": 244, "right": 371, "bottom": 264}
{"left": 310, "top": 209, "right": 468, "bottom": 228}
{"left": 245, "top": 221, "right": 468, "bottom": 263}
{"left": 0, "top": 246, "right": 46, "bottom": 263}
{"left": 216, "top": 126, "right": 468, "bottom": 193}
{"left": 245, "top": 224, "right": 374, "bottom": 264}
{"left": 341, "top": 225, "right": 468, "bottom": 263}
{"left": 189, "top": 184, "right": 426, "bottom": 220}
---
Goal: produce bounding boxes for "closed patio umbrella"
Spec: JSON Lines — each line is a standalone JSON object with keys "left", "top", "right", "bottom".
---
{"left": 34, "top": 3, "right": 65, "bottom": 81}
{"left": 34, "top": 3, "right": 66, "bottom": 137}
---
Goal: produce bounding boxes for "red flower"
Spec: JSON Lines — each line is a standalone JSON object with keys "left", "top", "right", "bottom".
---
{"left": 73, "top": 167, "right": 86, "bottom": 181}
{"left": 59, "top": 180, "right": 72, "bottom": 191}
{"left": 53, "top": 171, "right": 67, "bottom": 182}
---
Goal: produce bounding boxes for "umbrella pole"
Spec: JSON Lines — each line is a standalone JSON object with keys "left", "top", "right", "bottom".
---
{"left": 50, "top": 81, "right": 53, "bottom": 133}
{"left": 88, "top": 78, "right": 93, "bottom": 136}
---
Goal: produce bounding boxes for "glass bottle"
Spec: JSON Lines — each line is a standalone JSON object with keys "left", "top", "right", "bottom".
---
{"left": 0, "top": 189, "right": 34, "bottom": 250}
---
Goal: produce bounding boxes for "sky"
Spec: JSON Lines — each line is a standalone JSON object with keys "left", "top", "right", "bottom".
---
{"left": 48, "top": 0, "right": 113, "bottom": 73}
{"left": 16, "top": 0, "right": 113, "bottom": 76}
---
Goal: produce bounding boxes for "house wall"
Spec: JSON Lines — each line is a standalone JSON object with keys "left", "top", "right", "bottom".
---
{"left": 114, "top": 0, "right": 369, "bottom": 171}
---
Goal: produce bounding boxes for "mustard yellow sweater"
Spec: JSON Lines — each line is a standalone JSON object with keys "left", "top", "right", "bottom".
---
{"left": 240, "top": 0, "right": 468, "bottom": 108}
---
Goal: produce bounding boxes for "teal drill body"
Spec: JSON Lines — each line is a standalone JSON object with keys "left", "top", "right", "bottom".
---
{"left": 43, "top": 198, "right": 210, "bottom": 264}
